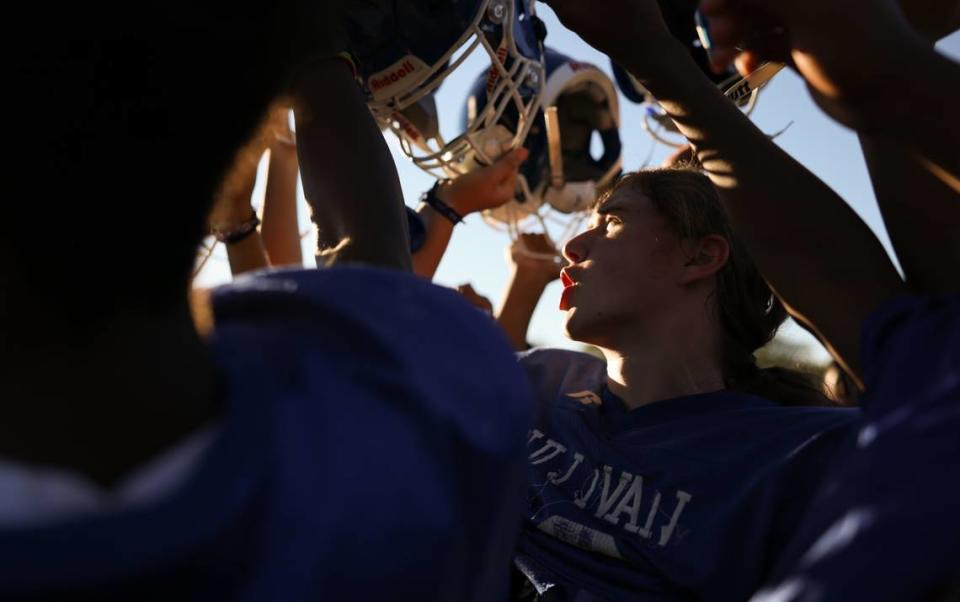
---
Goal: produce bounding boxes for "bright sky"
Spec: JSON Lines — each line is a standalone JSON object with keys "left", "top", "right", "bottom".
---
{"left": 196, "top": 8, "right": 960, "bottom": 366}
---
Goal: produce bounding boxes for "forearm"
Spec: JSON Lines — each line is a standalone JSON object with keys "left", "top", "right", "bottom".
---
{"left": 211, "top": 159, "right": 269, "bottom": 277}
{"left": 859, "top": 134, "right": 960, "bottom": 293}
{"left": 899, "top": 0, "right": 960, "bottom": 41}
{"left": 225, "top": 232, "right": 269, "bottom": 276}
{"left": 293, "top": 58, "right": 411, "bottom": 271}
{"left": 856, "top": 40, "right": 960, "bottom": 189}
{"left": 496, "top": 270, "right": 551, "bottom": 351}
{"left": 260, "top": 143, "right": 303, "bottom": 267}
{"left": 411, "top": 205, "right": 456, "bottom": 280}
{"left": 625, "top": 41, "right": 904, "bottom": 374}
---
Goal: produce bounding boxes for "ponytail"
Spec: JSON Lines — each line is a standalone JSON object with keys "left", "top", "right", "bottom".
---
{"left": 724, "top": 351, "right": 831, "bottom": 407}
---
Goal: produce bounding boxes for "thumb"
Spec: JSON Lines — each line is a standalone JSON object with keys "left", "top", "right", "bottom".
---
{"left": 509, "top": 146, "right": 530, "bottom": 166}
{"left": 492, "top": 146, "right": 529, "bottom": 179}
{"left": 494, "top": 171, "right": 519, "bottom": 201}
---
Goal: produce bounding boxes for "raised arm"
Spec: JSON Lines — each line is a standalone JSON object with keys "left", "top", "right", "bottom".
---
{"left": 859, "top": 134, "right": 960, "bottom": 294}
{"left": 207, "top": 126, "right": 270, "bottom": 276}
{"left": 852, "top": 20, "right": 960, "bottom": 294}
{"left": 260, "top": 104, "right": 304, "bottom": 268}
{"left": 545, "top": 0, "right": 905, "bottom": 378}
{"left": 413, "top": 148, "right": 527, "bottom": 279}
{"left": 293, "top": 58, "right": 411, "bottom": 271}
{"left": 496, "top": 233, "right": 562, "bottom": 351}
{"left": 701, "top": 0, "right": 960, "bottom": 190}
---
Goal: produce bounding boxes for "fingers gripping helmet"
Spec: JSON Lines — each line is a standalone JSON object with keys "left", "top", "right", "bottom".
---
{"left": 464, "top": 47, "right": 622, "bottom": 228}
{"left": 609, "top": 0, "right": 736, "bottom": 105}
{"left": 609, "top": 2, "right": 776, "bottom": 148}
{"left": 344, "top": 0, "right": 546, "bottom": 177}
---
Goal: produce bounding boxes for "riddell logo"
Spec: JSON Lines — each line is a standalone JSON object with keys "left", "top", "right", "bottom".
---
{"left": 370, "top": 60, "right": 417, "bottom": 91}
{"left": 393, "top": 113, "right": 421, "bottom": 141}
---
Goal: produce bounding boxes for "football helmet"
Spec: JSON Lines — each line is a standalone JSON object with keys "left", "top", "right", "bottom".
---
{"left": 343, "top": 0, "right": 546, "bottom": 177}
{"left": 464, "top": 48, "right": 621, "bottom": 239}
{"left": 609, "top": 4, "right": 781, "bottom": 148}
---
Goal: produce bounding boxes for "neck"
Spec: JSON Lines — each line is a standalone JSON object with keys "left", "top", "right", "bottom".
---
{"left": 0, "top": 301, "right": 222, "bottom": 487}
{"left": 600, "top": 300, "right": 725, "bottom": 410}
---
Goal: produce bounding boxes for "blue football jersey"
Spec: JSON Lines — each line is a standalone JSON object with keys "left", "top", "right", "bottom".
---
{"left": 514, "top": 349, "right": 857, "bottom": 601}
{"left": 0, "top": 267, "right": 534, "bottom": 601}
{"left": 753, "top": 295, "right": 960, "bottom": 602}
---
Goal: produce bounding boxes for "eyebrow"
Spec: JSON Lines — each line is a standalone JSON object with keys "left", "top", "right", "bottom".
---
{"left": 595, "top": 198, "right": 633, "bottom": 215}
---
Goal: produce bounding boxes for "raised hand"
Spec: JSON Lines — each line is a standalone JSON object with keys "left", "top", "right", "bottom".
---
{"left": 698, "top": 0, "right": 931, "bottom": 129}
{"left": 456, "top": 283, "right": 495, "bottom": 316}
{"left": 541, "top": 0, "right": 675, "bottom": 73}
{"left": 507, "top": 233, "right": 563, "bottom": 287}
{"left": 438, "top": 147, "right": 529, "bottom": 216}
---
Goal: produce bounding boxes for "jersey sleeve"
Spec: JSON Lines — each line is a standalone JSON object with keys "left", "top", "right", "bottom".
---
{"left": 859, "top": 294, "right": 960, "bottom": 417}
{"left": 211, "top": 267, "right": 535, "bottom": 601}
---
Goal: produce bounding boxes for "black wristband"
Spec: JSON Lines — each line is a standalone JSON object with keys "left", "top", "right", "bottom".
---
{"left": 421, "top": 180, "right": 464, "bottom": 225}
{"left": 213, "top": 211, "right": 260, "bottom": 244}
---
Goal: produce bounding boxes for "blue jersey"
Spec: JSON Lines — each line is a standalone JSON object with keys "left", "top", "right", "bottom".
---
{"left": 514, "top": 349, "right": 857, "bottom": 601}
{"left": 753, "top": 295, "right": 960, "bottom": 602}
{"left": 0, "top": 267, "right": 533, "bottom": 601}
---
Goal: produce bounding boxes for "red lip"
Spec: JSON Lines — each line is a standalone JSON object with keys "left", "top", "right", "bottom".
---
{"left": 559, "top": 286, "right": 574, "bottom": 311}
{"left": 559, "top": 269, "right": 578, "bottom": 310}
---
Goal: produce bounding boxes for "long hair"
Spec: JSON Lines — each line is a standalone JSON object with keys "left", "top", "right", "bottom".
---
{"left": 597, "top": 167, "right": 830, "bottom": 406}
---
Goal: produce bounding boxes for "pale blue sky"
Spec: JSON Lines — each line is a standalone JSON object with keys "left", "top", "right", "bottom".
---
{"left": 196, "top": 9, "right": 959, "bottom": 364}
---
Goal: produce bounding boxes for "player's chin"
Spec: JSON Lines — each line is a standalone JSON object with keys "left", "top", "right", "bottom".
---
{"left": 562, "top": 307, "right": 598, "bottom": 345}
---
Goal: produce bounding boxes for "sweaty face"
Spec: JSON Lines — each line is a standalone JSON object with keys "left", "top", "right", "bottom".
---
{"left": 560, "top": 187, "right": 688, "bottom": 348}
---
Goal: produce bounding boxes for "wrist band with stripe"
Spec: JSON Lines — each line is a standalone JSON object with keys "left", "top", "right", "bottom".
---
{"left": 422, "top": 180, "right": 464, "bottom": 225}
{"left": 213, "top": 211, "right": 260, "bottom": 244}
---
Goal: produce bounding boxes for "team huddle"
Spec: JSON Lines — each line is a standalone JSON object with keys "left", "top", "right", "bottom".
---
{"left": 2, "top": 0, "right": 958, "bottom": 601}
